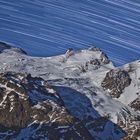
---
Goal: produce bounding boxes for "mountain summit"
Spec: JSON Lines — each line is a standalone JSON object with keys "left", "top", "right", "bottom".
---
{"left": 0, "top": 42, "right": 139, "bottom": 140}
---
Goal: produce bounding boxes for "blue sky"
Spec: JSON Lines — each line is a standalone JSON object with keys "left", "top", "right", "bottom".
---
{"left": 0, "top": 0, "right": 140, "bottom": 66}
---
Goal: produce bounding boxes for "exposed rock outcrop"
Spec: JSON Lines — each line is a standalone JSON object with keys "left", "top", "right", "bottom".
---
{"left": 0, "top": 72, "right": 94, "bottom": 140}
{"left": 88, "top": 46, "right": 101, "bottom": 52}
{"left": 100, "top": 52, "right": 110, "bottom": 64}
{"left": 128, "top": 97, "right": 140, "bottom": 111}
{"left": 101, "top": 69, "right": 131, "bottom": 98}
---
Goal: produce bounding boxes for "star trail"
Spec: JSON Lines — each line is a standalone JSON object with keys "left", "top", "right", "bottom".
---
{"left": 0, "top": 0, "right": 140, "bottom": 65}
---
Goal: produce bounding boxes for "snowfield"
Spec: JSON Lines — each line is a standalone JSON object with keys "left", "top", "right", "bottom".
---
{"left": 0, "top": 45, "right": 139, "bottom": 139}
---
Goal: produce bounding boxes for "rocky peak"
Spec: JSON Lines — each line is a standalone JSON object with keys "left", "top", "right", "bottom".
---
{"left": 88, "top": 46, "right": 101, "bottom": 52}
{"left": 99, "top": 52, "right": 110, "bottom": 64}
{"left": 65, "top": 48, "right": 74, "bottom": 59}
{"left": 88, "top": 47, "right": 111, "bottom": 64}
{"left": 62, "top": 47, "right": 113, "bottom": 74}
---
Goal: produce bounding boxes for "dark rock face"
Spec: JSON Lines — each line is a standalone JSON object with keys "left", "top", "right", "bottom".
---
{"left": 65, "top": 48, "right": 74, "bottom": 59}
{"left": 121, "top": 129, "right": 140, "bottom": 140}
{"left": 0, "top": 72, "right": 94, "bottom": 140}
{"left": 100, "top": 52, "right": 110, "bottom": 64}
{"left": 101, "top": 69, "right": 131, "bottom": 98}
{"left": 128, "top": 97, "right": 140, "bottom": 111}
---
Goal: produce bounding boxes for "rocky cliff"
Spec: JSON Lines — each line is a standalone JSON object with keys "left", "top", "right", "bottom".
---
{"left": 0, "top": 72, "right": 94, "bottom": 140}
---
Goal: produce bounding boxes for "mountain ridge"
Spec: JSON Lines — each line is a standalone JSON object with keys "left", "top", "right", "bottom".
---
{"left": 0, "top": 42, "right": 140, "bottom": 140}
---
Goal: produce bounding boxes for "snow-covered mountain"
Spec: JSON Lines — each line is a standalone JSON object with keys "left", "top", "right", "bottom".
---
{"left": 0, "top": 71, "right": 94, "bottom": 140}
{"left": 0, "top": 0, "right": 140, "bottom": 66}
{"left": 0, "top": 42, "right": 140, "bottom": 140}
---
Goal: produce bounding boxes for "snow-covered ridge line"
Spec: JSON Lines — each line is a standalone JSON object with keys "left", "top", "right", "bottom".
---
{"left": 0, "top": 42, "right": 140, "bottom": 139}
{"left": 0, "top": 0, "right": 140, "bottom": 66}
{"left": 0, "top": 41, "right": 27, "bottom": 55}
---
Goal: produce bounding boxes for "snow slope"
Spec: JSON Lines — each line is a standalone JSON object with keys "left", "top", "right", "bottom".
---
{"left": 0, "top": 45, "right": 139, "bottom": 139}
{"left": 0, "top": 0, "right": 140, "bottom": 66}
{"left": 0, "top": 72, "right": 95, "bottom": 140}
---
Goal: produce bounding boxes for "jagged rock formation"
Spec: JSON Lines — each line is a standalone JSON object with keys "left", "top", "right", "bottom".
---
{"left": 101, "top": 69, "right": 131, "bottom": 98}
{"left": 65, "top": 48, "right": 74, "bottom": 59}
{"left": 117, "top": 107, "right": 140, "bottom": 140}
{"left": 122, "top": 129, "right": 140, "bottom": 140}
{"left": 100, "top": 52, "right": 110, "bottom": 64}
{"left": 128, "top": 97, "right": 140, "bottom": 111}
{"left": 0, "top": 72, "right": 94, "bottom": 140}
